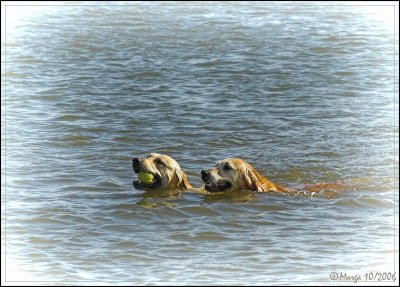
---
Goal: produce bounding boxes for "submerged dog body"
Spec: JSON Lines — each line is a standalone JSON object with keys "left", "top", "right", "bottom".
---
{"left": 132, "top": 153, "right": 192, "bottom": 190}
{"left": 201, "top": 157, "right": 346, "bottom": 193}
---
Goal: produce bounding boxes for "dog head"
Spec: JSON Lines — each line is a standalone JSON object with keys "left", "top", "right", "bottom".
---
{"left": 132, "top": 153, "right": 192, "bottom": 190}
{"left": 201, "top": 157, "right": 284, "bottom": 193}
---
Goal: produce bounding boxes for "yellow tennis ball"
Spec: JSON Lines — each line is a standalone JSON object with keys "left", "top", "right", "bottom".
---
{"left": 138, "top": 171, "right": 154, "bottom": 184}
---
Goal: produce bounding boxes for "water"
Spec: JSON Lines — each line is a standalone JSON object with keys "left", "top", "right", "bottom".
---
{"left": 2, "top": 2, "right": 398, "bottom": 285}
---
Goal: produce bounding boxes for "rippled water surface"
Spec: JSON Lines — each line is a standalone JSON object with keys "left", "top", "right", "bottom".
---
{"left": 2, "top": 2, "right": 398, "bottom": 285}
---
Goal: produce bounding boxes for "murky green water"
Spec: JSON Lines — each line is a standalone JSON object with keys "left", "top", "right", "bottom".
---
{"left": 2, "top": 2, "right": 398, "bottom": 285}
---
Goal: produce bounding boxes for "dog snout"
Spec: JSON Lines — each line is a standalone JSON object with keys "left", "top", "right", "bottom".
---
{"left": 201, "top": 170, "right": 211, "bottom": 182}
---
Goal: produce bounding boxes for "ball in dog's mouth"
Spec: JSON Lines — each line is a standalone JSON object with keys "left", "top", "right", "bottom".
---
{"left": 133, "top": 171, "right": 161, "bottom": 189}
{"left": 138, "top": 171, "right": 154, "bottom": 184}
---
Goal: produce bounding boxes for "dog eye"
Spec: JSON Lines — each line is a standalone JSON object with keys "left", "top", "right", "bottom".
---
{"left": 223, "top": 163, "right": 232, "bottom": 171}
{"left": 154, "top": 158, "right": 165, "bottom": 165}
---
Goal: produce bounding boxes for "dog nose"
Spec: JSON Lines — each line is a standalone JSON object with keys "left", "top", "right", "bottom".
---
{"left": 132, "top": 158, "right": 141, "bottom": 173}
{"left": 201, "top": 170, "right": 210, "bottom": 181}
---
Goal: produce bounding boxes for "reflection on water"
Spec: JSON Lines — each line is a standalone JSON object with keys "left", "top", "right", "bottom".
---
{"left": 137, "top": 189, "right": 183, "bottom": 208}
{"left": 3, "top": 2, "right": 398, "bottom": 285}
{"left": 203, "top": 190, "right": 255, "bottom": 203}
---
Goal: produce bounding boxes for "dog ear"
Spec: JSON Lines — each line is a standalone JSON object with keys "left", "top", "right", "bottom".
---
{"left": 243, "top": 166, "right": 287, "bottom": 193}
{"left": 178, "top": 171, "right": 192, "bottom": 189}
{"left": 242, "top": 167, "right": 263, "bottom": 192}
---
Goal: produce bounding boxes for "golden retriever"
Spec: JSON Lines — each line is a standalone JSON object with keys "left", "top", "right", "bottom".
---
{"left": 132, "top": 153, "right": 192, "bottom": 190}
{"left": 201, "top": 157, "right": 346, "bottom": 193}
